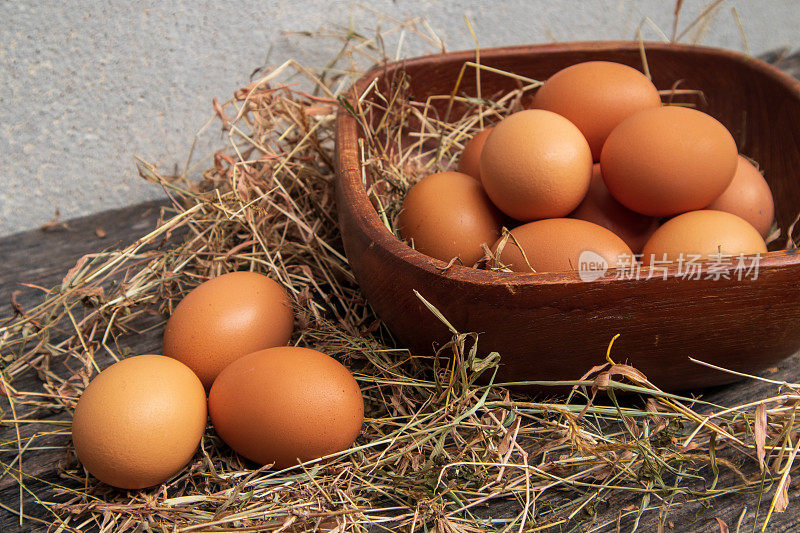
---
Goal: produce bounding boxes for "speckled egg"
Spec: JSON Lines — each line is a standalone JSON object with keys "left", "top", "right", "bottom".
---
{"left": 533, "top": 61, "right": 662, "bottom": 160}
{"left": 71, "top": 355, "right": 207, "bottom": 489}
{"left": 601, "top": 106, "right": 738, "bottom": 217}
{"left": 208, "top": 347, "right": 364, "bottom": 469}
{"left": 706, "top": 155, "right": 775, "bottom": 238}
{"left": 162, "top": 271, "right": 294, "bottom": 389}
{"left": 457, "top": 127, "right": 493, "bottom": 180}
{"left": 570, "top": 163, "right": 659, "bottom": 253}
{"left": 396, "top": 171, "right": 503, "bottom": 266}
{"left": 480, "top": 110, "right": 593, "bottom": 221}
{"left": 494, "top": 218, "right": 633, "bottom": 273}
{"left": 641, "top": 210, "right": 767, "bottom": 264}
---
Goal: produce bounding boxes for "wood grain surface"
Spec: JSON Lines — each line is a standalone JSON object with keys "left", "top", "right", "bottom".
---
{"left": 0, "top": 201, "right": 168, "bottom": 529}
{"left": 2, "top": 49, "right": 800, "bottom": 532}
{"left": 335, "top": 42, "right": 800, "bottom": 392}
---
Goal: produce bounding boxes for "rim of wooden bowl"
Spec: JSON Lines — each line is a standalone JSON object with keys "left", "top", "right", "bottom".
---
{"left": 335, "top": 40, "right": 800, "bottom": 288}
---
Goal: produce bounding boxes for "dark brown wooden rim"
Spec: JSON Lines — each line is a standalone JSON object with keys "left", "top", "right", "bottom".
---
{"left": 336, "top": 40, "right": 800, "bottom": 287}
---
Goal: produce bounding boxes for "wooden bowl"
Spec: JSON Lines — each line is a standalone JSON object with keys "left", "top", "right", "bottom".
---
{"left": 335, "top": 41, "right": 800, "bottom": 392}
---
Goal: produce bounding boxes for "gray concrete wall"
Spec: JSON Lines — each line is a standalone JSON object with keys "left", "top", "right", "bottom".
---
{"left": 2, "top": 0, "right": 799, "bottom": 236}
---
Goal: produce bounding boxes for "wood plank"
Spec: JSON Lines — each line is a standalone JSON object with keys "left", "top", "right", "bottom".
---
{"left": 0, "top": 201, "right": 168, "bottom": 529}
{"left": 0, "top": 200, "right": 168, "bottom": 319}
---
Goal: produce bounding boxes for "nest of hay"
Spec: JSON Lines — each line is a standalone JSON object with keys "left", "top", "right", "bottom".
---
{"left": 2, "top": 6, "right": 800, "bottom": 532}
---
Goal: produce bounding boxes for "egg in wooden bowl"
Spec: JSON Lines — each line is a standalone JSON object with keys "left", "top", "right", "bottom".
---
{"left": 335, "top": 41, "right": 800, "bottom": 392}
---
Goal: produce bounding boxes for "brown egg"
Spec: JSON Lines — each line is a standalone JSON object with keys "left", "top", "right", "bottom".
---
{"left": 457, "top": 127, "right": 493, "bottom": 180}
{"left": 208, "top": 347, "right": 363, "bottom": 469}
{"left": 706, "top": 155, "right": 775, "bottom": 238}
{"left": 601, "top": 106, "right": 738, "bottom": 217}
{"left": 396, "top": 171, "right": 503, "bottom": 265}
{"left": 163, "top": 271, "right": 294, "bottom": 389}
{"left": 533, "top": 61, "right": 662, "bottom": 160}
{"left": 570, "top": 164, "right": 659, "bottom": 253}
{"left": 642, "top": 210, "right": 767, "bottom": 264}
{"left": 494, "top": 218, "right": 633, "bottom": 273}
{"left": 480, "top": 110, "right": 593, "bottom": 221}
{"left": 71, "top": 355, "right": 207, "bottom": 489}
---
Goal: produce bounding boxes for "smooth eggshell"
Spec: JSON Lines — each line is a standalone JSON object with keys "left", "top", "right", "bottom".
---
{"left": 71, "top": 355, "right": 207, "bottom": 489}
{"left": 456, "top": 127, "right": 493, "bottom": 180}
{"left": 706, "top": 155, "right": 775, "bottom": 238}
{"left": 396, "top": 171, "right": 503, "bottom": 265}
{"left": 600, "top": 106, "right": 738, "bottom": 217}
{"left": 208, "top": 346, "right": 364, "bottom": 469}
{"left": 480, "top": 109, "right": 593, "bottom": 221}
{"left": 494, "top": 218, "right": 633, "bottom": 273}
{"left": 533, "top": 61, "right": 662, "bottom": 160}
{"left": 570, "top": 163, "right": 659, "bottom": 253}
{"left": 641, "top": 209, "right": 767, "bottom": 264}
{"left": 163, "top": 271, "right": 294, "bottom": 388}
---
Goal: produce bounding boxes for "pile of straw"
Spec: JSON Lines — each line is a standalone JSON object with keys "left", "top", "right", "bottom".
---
{"left": 2, "top": 5, "right": 800, "bottom": 532}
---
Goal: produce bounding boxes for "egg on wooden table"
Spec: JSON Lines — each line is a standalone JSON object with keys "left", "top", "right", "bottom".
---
{"left": 396, "top": 171, "right": 503, "bottom": 266}
{"left": 494, "top": 218, "right": 632, "bottom": 273}
{"left": 162, "top": 271, "right": 294, "bottom": 389}
{"left": 706, "top": 155, "right": 775, "bottom": 238}
{"left": 208, "top": 346, "right": 364, "bottom": 469}
{"left": 601, "top": 106, "right": 738, "bottom": 217}
{"left": 533, "top": 61, "right": 662, "bottom": 160}
{"left": 71, "top": 355, "right": 207, "bottom": 489}
{"left": 480, "top": 110, "right": 593, "bottom": 221}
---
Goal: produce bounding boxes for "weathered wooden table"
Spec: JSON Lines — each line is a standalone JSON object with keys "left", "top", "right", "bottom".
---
{"left": 3, "top": 50, "right": 800, "bottom": 533}
{"left": 0, "top": 201, "right": 169, "bottom": 531}
{"left": 3, "top": 185, "right": 800, "bottom": 533}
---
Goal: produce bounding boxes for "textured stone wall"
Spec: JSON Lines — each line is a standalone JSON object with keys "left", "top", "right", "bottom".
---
{"left": 2, "top": 0, "right": 798, "bottom": 235}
